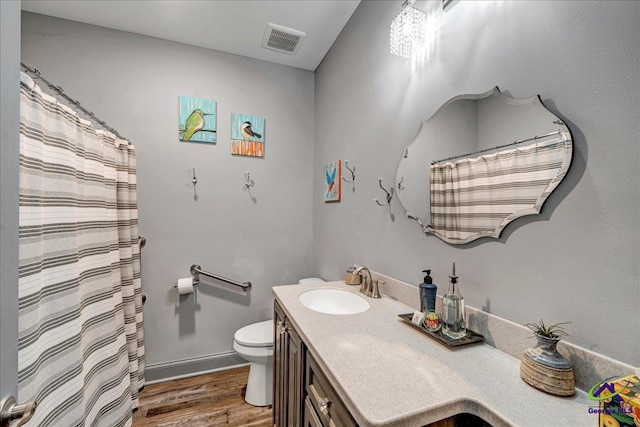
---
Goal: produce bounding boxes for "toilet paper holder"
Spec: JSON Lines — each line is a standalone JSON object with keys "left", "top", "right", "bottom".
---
{"left": 173, "top": 264, "right": 252, "bottom": 292}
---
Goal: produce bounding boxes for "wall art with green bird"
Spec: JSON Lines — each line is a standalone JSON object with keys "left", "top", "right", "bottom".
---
{"left": 179, "top": 95, "right": 217, "bottom": 143}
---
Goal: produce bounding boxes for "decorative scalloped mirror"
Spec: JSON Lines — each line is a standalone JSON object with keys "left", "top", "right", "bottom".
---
{"left": 395, "top": 87, "right": 572, "bottom": 244}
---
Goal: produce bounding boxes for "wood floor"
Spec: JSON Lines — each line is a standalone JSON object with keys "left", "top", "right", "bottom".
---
{"left": 133, "top": 366, "right": 272, "bottom": 427}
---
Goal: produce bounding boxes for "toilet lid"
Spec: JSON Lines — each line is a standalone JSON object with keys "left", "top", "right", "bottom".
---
{"left": 234, "top": 320, "right": 273, "bottom": 347}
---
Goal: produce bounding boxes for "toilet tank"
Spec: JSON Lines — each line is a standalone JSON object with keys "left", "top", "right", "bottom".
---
{"left": 298, "top": 278, "right": 325, "bottom": 285}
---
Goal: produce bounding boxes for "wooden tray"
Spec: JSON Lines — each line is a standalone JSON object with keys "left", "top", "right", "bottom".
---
{"left": 398, "top": 313, "right": 484, "bottom": 347}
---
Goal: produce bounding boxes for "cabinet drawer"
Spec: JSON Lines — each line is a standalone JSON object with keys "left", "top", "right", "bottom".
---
{"left": 306, "top": 353, "right": 357, "bottom": 427}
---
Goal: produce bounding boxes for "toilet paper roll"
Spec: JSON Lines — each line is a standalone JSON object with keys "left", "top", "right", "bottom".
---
{"left": 177, "top": 277, "right": 194, "bottom": 295}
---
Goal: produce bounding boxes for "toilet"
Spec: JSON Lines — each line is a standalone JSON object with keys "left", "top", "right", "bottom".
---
{"left": 233, "top": 277, "right": 325, "bottom": 406}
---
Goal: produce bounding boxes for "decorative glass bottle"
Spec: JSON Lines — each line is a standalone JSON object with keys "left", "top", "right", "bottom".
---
{"left": 442, "top": 262, "right": 466, "bottom": 339}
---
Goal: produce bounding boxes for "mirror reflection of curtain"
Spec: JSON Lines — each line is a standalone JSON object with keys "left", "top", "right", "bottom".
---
{"left": 18, "top": 72, "right": 144, "bottom": 426}
{"left": 429, "top": 137, "right": 571, "bottom": 244}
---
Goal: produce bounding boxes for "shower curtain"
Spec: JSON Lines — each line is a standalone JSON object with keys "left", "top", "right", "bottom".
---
{"left": 17, "top": 72, "right": 144, "bottom": 427}
{"left": 429, "top": 137, "right": 571, "bottom": 244}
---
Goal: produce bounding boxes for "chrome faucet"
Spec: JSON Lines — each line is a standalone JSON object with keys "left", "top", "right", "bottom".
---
{"left": 352, "top": 266, "right": 383, "bottom": 298}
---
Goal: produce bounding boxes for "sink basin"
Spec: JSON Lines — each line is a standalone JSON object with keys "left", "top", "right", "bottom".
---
{"left": 299, "top": 288, "right": 370, "bottom": 315}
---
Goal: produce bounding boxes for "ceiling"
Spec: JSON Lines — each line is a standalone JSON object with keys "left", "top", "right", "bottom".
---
{"left": 21, "top": 0, "right": 361, "bottom": 71}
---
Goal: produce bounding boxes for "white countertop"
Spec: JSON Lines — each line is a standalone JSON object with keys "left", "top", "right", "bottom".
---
{"left": 273, "top": 281, "right": 595, "bottom": 427}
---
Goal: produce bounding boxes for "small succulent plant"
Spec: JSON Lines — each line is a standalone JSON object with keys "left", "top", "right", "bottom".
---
{"left": 524, "top": 319, "right": 570, "bottom": 339}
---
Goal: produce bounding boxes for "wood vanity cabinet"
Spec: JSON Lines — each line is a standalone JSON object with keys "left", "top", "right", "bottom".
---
{"left": 273, "top": 300, "right": 357, "bottom": 427}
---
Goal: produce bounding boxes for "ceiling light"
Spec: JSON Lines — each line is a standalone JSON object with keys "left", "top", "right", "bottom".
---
{"left": 390, "top": 0, "right": 427, "bottom": 58}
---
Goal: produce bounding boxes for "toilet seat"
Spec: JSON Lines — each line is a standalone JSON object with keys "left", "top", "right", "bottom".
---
{"left": 234, "top": 319, "right": 273, "bottom": 347}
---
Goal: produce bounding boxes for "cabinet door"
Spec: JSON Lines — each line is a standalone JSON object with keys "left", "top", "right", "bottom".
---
{"left": 273, "top": 300, "right": 305, "bottom": 427}
{"left": 273, "top": 301, "right": 287, "bottom": 427}
{"left": 286, "top": 321, "right": 305, "bottom": 427}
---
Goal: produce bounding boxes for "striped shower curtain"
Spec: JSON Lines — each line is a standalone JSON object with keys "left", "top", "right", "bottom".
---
{"left": 429, "top": 136, "right": 572, "bottom": 244}
{"left": 17, "top": 72, "right": 144, "bottom": 426}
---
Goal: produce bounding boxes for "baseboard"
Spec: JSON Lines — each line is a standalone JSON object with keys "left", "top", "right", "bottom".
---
{"left": 145, "top": 351, "right": 248, "bottom": 385}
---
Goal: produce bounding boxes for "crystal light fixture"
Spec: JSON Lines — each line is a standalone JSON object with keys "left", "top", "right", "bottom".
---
{"left": 390, "top": 0, "right": 427, "bottom": 58}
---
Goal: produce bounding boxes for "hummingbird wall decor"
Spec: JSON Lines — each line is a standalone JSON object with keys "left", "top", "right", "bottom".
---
{"left": 179, "top": 96, "right": 217, "bottom": 143}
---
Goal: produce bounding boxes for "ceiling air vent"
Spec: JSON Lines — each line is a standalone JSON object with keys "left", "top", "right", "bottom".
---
{"left": 262, "top": 23, "right": 305, "bottom": 55}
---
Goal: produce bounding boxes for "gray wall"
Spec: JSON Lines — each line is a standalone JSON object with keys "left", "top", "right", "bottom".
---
{"left": 1, "top": 0, "right": 21, "bottom": 397}
{"left": 19, "top": 1, "right": 640, "bottom": 372}
{"left": 21, "top": 12, "right": 315, "bottom": 371}
{"left": 314, "top": 1, "right": 639, "bottom": 365}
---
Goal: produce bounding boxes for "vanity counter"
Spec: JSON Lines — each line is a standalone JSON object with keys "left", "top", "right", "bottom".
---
{"left": 273, "top": 281, "right": 594, "bottom": 427}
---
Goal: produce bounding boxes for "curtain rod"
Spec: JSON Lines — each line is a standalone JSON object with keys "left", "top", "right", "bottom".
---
{"left": 431, "top": 121, "right": 566, "bottom": 165}
{"left": 20, "top": 62, "right": 131, "bottom": 144}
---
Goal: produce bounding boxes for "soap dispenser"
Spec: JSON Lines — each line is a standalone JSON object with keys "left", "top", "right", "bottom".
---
{"left": 442, "top": 262, "right": 466, "bottom": 339}
{"left": 419, "top": 270, "right": 439, "bottom": 331}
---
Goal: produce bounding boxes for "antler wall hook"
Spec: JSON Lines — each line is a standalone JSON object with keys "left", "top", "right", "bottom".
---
{"left": 374, "top": 178, "right": 395, "bottom": 206}
{"left": 342, "top": 160, "right": 356, "bottom": 183}
{"left": 192, "top": 168, "right": 198, "bottom": 186}
{"left": 243, "top": 171, "right": 257, "bottom": 203}
{"left": 192, "top": 168, "right": 198, "bottom": 200}
{"left": 244, "top": 171, "right": 254, "bottom": 189}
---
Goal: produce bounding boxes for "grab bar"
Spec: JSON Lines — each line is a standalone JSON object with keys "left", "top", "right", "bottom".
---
{"left": 189, "top": 264, "right": 252, "bottom": 292}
